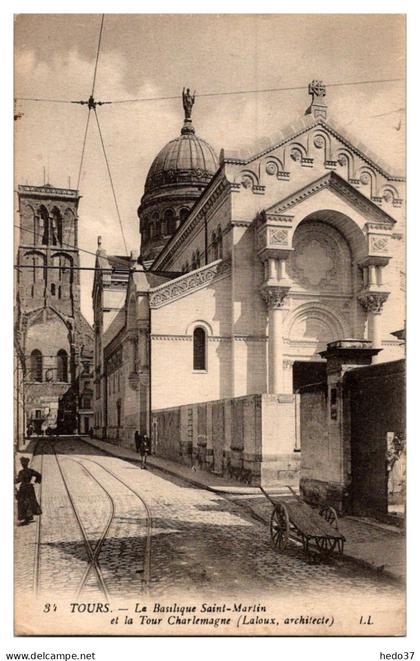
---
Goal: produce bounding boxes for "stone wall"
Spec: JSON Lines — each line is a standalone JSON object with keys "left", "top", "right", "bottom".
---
{"left": 152, "top": 393, "right": 300, "bottom": 486}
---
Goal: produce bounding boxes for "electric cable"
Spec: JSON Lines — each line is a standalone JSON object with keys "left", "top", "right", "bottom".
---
{"left": 15, "top": 76, "right": 405, "bottom": 106}
{"left": 14, "top": 223, "right": 131, "bottom": 269}
{"left": 91, "top": 15, "right": 105, "bottom": 98}
{"left": 93, "top": 109, "right": 129, "bottom": 255}
{"left": 76, "top": 110, "right": 92, "bottom": 190}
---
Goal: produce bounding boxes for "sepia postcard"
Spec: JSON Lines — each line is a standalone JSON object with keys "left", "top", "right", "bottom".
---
{"left": 13, "top": 13, "right": 406, "bottom": 637}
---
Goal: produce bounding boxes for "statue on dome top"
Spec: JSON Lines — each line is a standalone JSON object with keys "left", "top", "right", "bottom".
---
{"left": 182, "top": 87, "right": 196, "bottom": 120}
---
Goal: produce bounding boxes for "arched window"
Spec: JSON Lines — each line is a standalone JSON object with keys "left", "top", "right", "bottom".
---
{"left": 193, "top": 327, "right": 206, "bottom": 371}
{"left": 217, "top": 226, "right": 223, "bottom": 259}
{"left": 23, "top": 252, "right": 46, "bottom": 295}
{"left": 164, "top": 209, "right": 177, "bottom": 234}
{"left": 51, "top": 208, "right": 63, "bottom": 246}
{"left": 57, "top": 349, "right": 68, "bottom": 382}
{"left": 152, "top": 213, "right": 159, "bottom": 238}
{"left": 30, "top": 350, "right": 43, "bottom": 382}
{"left": 211, "top": 231, "right": 217, "bottom": 261}
{"left": 179, "top": 207, "right": 190, "bottom": 224}
{"left": 39, "top": 206, "right": 49, "bottom": 245}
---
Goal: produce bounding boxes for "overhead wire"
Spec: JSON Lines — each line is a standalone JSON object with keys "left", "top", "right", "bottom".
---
{"left": 14, "top": 223, "right": 131, "bottom": 269}
{"left": 14, "top": 76, "right": 405, "bottom": 106}
{"left": 91, "top": 14, "right": 105, "bottom": 98}
{"left": 93, "top": 108, "right": 129, "bottom": 255}
{"left": 76, "top": 110, "right": 92, "bottom": 190}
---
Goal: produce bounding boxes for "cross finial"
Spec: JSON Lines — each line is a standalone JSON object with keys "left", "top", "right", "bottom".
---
{"left": 305, "top": 80, "right": 327, "bottom": 120}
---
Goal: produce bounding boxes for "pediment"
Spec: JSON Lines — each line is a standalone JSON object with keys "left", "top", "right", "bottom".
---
{"left": 223, "top": 116, "right": 404, "bottom": 181}
{"left": 223, "top": 115, "right": 405, "bottom": 214}
{"left": 265, "top": 171, "right": 397, "bottom": 226}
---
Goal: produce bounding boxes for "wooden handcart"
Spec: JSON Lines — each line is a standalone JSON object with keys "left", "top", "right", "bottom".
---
{"left": 260, "top": 486, "right": 345, "bottom": 561}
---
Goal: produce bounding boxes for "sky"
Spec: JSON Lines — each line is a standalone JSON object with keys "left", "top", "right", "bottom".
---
{"left": 14, "top": 14, "right": 405, "bottom": 323}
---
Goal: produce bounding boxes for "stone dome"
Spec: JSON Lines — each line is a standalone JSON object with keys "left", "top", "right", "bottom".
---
{"left": 144, "top": 125, "right": 218, "bottom": 194}
{"left": 138, "top": 98, "right": 219, "bottom": 266}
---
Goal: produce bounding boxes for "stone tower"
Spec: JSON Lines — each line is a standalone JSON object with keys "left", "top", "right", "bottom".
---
{"left": 15, "top": 184, "right": 94, "bottom": 435}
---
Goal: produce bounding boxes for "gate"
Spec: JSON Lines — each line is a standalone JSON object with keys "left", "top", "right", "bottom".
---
{"left": 345, "top": 359, "right": 405, "bottom": 516}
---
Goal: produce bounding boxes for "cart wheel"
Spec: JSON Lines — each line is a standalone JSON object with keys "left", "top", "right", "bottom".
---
{"left": 319, "top": 505, "right": 338, "bottom": 529}
{"left": 314, "top": 536, "right": 336, "bottom": 557}
{"left": 270, "top": 504, "right": 289, "bottom": 552}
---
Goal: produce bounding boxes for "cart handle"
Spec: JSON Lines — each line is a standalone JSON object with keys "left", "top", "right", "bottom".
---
{"left": 259, "top": 486, "right": 281, "bottom": 507}
{"left": 260, "top": 484, "right": 301, "bottom": 505}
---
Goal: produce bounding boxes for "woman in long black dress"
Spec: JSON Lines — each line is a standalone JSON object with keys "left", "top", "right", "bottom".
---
{"left": 15, "top": 457, "right": 42, "bottom": 526}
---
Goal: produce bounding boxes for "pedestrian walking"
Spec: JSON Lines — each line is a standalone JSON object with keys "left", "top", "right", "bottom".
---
{"left": 139, "top": 433, "right": 151, "bottom": 469}
{"left": 15, "top": 457, "right": 42, "bottom": 526}
{"left": 134, "top": 430, "right": 141, "bottom": 453}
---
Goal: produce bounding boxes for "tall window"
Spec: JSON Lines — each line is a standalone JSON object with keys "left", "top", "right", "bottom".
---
{"left": 39, "top": 206, "right": 49, "bottom": 245}
{"left": 180, "top": 207, "right": 190, "bottom": 224}
{"left": 57, "top": 349, "right": 68, "bottom": 382}
{"left": 164, "top": 209, "right": 177, "bottom": 234}
{"left": 152, "top": 212, "right": 159, "bottom": 238}
{"left": 30, "top": 350, "right": 43, "bottom": 382}
{"left": 116, "top": 400, "right": 121, "bottom": 428}
{"left": 193, "top": 327, "right": 206, "bottom": 371}
{"left": 211, "top": 231, "right": 217, "bottom": 261}
{"left": 51, "top": 208, "right": 63, "bottom": 246}
{"left": 217, "top": 226, "right": 223, "bottom": 259}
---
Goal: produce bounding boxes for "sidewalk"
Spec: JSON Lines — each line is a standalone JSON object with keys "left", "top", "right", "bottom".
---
{"left": 71, "top": 436, "right": 406, "bottom": 582}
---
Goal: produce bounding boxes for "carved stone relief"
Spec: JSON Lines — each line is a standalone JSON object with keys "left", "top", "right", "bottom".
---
{"left": 289, "top": 221, "right": 351, "bottom": 293}
{"left": 268, "top": 228, "right": 288, "bottom": 246}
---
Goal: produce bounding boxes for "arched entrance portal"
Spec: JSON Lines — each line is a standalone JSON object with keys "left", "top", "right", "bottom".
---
{"left": 281, "top": 211, "right": 363, "bottom": 394}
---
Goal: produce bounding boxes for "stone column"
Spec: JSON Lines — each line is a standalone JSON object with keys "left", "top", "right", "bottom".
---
{"left": 260, "top": 284, "right": 290, "bottom": 393}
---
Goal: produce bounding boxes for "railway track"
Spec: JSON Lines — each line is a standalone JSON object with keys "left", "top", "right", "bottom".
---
{"left": 33, "top": 439, "right": 152, "bottom": 599}
{"left": 32, "top": 439, "right": 44, "bottom": 596}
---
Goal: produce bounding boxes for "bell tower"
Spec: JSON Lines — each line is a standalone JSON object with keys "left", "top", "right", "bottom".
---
{"left": 17, "top": 184, "right": 80, "bottom": 317}
{"left": 15, "top": 183, "right": 93, "bottom": 436}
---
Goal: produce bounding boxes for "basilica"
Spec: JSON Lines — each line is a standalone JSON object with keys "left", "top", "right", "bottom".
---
{"left": 92, "top": 81, "right": 405, "bottom": 498}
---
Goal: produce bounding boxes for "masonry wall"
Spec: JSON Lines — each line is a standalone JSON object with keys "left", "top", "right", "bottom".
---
{"left": 151, "top": 272, "right": 232, "bottom": 409}
{"left": 231, "top": 223, "right": 268, "bottom": 397}
{"left": 300, "top": 384, "right": 331, "bottom": 481}
{"left": 152, "top": 392, "right": 300, "bottom": 486}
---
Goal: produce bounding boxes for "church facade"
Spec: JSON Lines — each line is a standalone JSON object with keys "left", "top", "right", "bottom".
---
{"left": 92, "top": 82, "right": 405, "bottom": 491}
{"left": 15, "top": 184, "right": 94, "bottom": 439}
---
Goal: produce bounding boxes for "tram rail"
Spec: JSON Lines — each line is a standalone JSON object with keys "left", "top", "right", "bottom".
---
{"left": 32, "top": 438, "right": 153, "bottom": 599}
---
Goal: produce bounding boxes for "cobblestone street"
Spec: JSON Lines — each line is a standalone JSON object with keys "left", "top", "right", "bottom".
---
{"left": 15, "top": 437, "right": 404, "bottom": 603}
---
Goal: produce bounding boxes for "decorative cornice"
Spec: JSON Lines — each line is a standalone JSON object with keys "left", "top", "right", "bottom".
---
{"left": 151, "top": 334, "right": 192, "bottom": 341}
{"left": 231, "top": 219, "right": 253, "bottom": 227}
{"left": 18, "top": 184, "right": 80, "bottom": 200}
{"left": 233, "top": 335, "right": 267, "bottom": 342}
{"left": 149, "top": 258, "right": 231, "bottom": 308}
{"left": 266, "top": 171, "right": 397, "bottom": 226}
{"left": 150, "top": 333, "right": 268, "bottom": 343}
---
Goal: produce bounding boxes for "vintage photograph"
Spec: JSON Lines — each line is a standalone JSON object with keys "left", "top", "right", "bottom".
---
{"left": 13, "top": 14, "right": 406, "bottom": 636}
